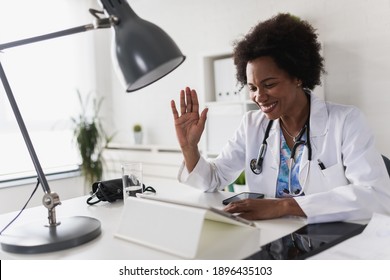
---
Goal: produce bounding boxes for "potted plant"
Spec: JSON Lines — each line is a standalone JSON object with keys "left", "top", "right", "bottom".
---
{"left": 233, "top": 171, "right": 249, "bottom": 193}
{"left": 133, "top": 123, "right": 143, "bottom": 144}
{"left": 72, "top": 90, "right": 114, "bottom": 191}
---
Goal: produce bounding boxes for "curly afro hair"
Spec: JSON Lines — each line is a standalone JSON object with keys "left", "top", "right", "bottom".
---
{"left": 233, "top": 13, "right": 325, "bottom": 90}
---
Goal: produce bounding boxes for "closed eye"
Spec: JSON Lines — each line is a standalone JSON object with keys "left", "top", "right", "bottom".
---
{"left": 263, "top": 82, "right": 277, "bottom": 89}
{"left": 248, "top": 85, "right": 257, "bottom": 92}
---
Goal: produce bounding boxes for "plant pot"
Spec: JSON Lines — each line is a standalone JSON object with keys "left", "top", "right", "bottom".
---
{"left": 134, "top": 131, "right": 143, "bottom": 144}
{"left": 233, "top": 184, "right": 249, "bottom": 193}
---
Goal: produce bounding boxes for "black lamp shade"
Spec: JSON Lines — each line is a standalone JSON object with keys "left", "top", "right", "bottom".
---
{"left": 101, "top": 0, "right": 185, "bottom": 92}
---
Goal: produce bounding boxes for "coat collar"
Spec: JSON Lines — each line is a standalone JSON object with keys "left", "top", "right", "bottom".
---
{"left": 309, "top": 93, "right": 328, "bottom": 138}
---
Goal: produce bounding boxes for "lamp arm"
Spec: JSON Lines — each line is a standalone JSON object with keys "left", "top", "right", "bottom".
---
{"left": 0, "top": 14, "right": 114, "bottom": 226}
{"left": 0, "top": 25, "right": 94, "bottom": 51}
{"left": 0, "top": 62, "right": 61, "bottom": 224}
{"left": 0, "top": 9, "right": 118, "bottom": 51}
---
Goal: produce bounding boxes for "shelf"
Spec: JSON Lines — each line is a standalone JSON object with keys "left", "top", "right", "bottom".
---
{"left": 201, "top": 52, "right": 235, "bottom": 103}
{"left": 205, "top": 99, "right": 256, "bottom": 106}
{"left": 103, "top": 144, "right": 184, "bottom": 183}
{"left": 200, "top": 51, "right": 259, "bottom": 156}
{"left": 106, "top": 143, "right": 182, "bottom": 154}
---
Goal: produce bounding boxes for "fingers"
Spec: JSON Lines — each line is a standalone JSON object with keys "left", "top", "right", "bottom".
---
{"left": 191, "top": 88, "right": 199, "bottom": 113}
{"left": 186, "top": 87, "right": 193, "bottom": 113}
{"left": 223, "top": 199, "right": 283, "bottom": 220}
{"left": 200, "top": 108, "right": 209, "bottom": 124}
{"left": 178, "top": 87, "right": 200, "bottom": 116}
{"left": 171, "top": 100, "right": 179, "bottom": 120}
{"left": 224, "top": 200, "right": 259, "bottom": 220}
{"left": 223, "top": 199, "right": 247, "bottom": 213}
{"left": 180, "top": 89, "right": 186, "bottom": 115}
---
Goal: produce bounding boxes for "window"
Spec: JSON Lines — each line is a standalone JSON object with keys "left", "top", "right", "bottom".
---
{"left": 0, "top": 0, "right": 96, "bottom": 182}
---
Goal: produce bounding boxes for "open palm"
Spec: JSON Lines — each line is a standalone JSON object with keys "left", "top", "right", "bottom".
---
{"left": 171, "top": 87, "right": 208, "bottom": 150}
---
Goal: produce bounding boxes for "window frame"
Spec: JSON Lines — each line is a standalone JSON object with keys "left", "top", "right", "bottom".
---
{"left": 0, "top": 0, "right": 97, "bottom": 186}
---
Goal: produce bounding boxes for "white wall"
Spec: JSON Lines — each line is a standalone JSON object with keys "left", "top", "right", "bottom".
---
{"left": 0, "top": 175, "right": 85, "bottom": 214}
{"left": 99, "top": 0, "right": 390, "bottom": 157}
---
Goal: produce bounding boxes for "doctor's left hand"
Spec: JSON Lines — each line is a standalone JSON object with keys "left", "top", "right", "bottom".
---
{"left": 223, "top": 198, "right": 306, "bottom": 220}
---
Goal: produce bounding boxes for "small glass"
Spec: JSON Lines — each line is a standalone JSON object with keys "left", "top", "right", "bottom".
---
{"left": 121, "top": 162, "right": 143, "bottom": 201}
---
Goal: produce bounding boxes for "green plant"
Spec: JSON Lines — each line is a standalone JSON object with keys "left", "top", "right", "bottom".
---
{"left": 133, "top": 124, "right": 142, "bottom": 132}
{"left": 234, "top": 171, "right": 246, "bottom": 185}
{"left": 71, "top": 90, "right": 114, "bottom": 187}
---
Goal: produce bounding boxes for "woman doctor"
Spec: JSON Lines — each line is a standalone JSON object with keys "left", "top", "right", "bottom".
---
{"left": 170, "top": 13, "right": 390, "bottom": 223}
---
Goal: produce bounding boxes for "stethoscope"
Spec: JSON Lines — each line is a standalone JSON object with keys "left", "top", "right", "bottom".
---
{"left": 250, "top": 95, "right": 312, "bottom": 176}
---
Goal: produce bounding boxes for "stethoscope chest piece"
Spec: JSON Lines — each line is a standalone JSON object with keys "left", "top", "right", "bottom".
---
{"left": 250, "top": 158, "right": 262, "bottom": 174}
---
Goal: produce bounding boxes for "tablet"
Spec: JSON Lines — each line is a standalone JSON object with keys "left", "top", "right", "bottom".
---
{"left": 245, "top": 221, "right": 366, "bottom": 260}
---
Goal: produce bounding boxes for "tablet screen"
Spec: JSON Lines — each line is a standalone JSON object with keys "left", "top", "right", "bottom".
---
{"left": 245, "top": 221, "right": 366, "bottom": 260}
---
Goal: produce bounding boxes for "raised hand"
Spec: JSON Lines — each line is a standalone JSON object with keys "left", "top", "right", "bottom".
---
{"left": 171, "top": 87, "right": 208, "bottom": 171}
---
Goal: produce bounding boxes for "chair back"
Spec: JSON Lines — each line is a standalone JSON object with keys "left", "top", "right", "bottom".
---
{"left": 382, "top": 155, "right": 390, "bottom": 177}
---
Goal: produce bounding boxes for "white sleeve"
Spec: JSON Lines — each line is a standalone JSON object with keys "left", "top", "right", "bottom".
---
{"left": 177, "top": 157, "right": 220, "bottom": 192}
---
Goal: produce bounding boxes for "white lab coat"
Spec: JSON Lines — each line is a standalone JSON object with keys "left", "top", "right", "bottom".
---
{"left": 178, "top": 93, "right": 390, "bottom": 223}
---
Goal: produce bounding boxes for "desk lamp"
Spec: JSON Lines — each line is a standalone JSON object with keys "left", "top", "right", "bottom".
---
{"left": 0, "top": 0, "right": 185, "bottom": 254}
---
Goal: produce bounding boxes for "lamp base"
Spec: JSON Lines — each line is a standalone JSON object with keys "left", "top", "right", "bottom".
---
{"left": 0, "top": 216, "right": 101, "bottom": 254}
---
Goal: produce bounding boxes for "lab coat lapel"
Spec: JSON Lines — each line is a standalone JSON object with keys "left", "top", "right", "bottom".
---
{"left": 299, "top": 93, "right": 329, "bottom": 188}
{"left": 266, "top": 120, "right": 280, "bottom": 170}
{"left": 309, "top": 94, "right": 328, "bottom": 139}
{"left": 299, "top": 144, "right": 310, "bottom": 187}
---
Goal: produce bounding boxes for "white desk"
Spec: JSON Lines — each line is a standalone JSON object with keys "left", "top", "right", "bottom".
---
{"left": 0, "top": 179, "right": 307, "bottom": 260}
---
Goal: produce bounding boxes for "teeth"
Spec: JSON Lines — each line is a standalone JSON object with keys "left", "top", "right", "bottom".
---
{"left": 261, "top": 102, "right": 277, "bottom": 111}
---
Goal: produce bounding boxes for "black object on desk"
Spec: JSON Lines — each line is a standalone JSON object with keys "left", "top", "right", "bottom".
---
{"left": 245, "top": 221, "right": 366, "bottom": 260}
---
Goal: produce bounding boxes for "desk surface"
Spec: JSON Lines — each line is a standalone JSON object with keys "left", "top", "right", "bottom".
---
{"left": 0, "top": 179, "right": 307, "bottom": 260}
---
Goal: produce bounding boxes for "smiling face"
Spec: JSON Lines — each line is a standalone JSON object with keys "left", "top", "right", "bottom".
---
{"left": 246, "top": 56, "right": 304, "bottom": 121}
